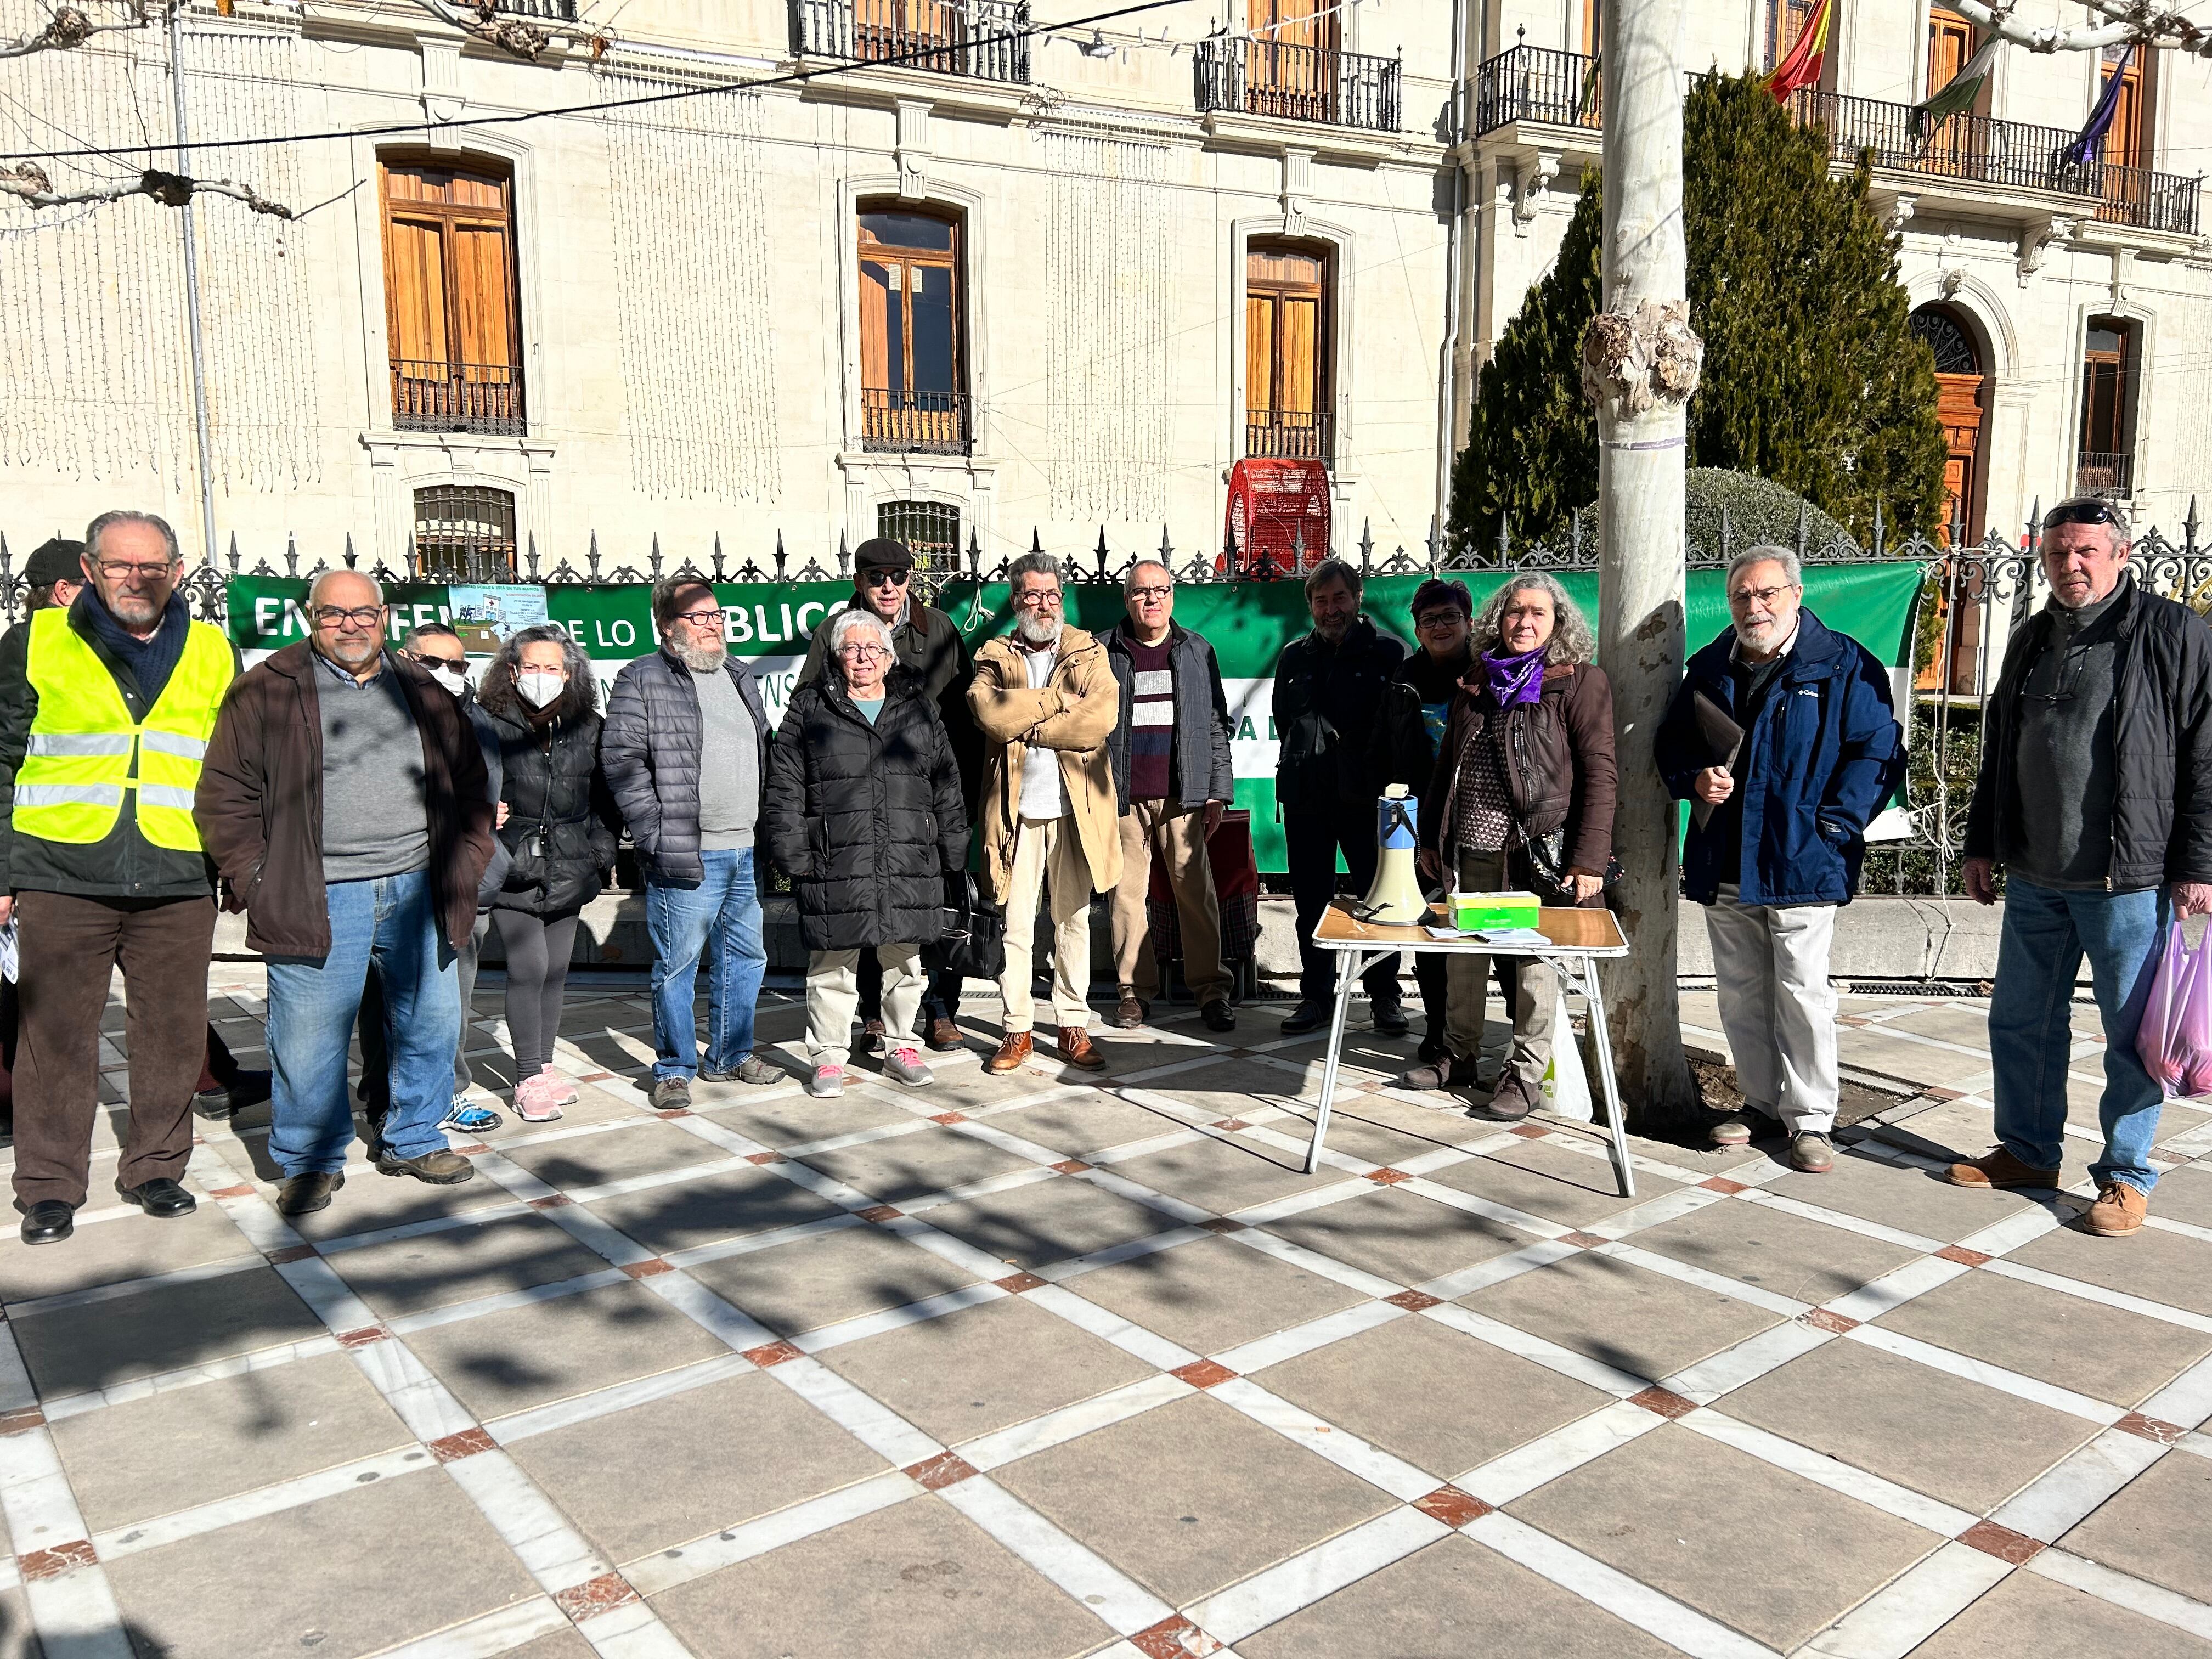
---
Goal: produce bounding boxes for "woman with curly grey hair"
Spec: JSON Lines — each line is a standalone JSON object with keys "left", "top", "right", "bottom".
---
{"left": 477, "top": 624, "right": 619, "bottom": 1121}
{"left": 1402, "top": 574, "right": 1618, "bottom": 1120}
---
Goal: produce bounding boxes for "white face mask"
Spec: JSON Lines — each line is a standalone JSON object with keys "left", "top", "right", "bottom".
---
{"left": 425, "top": 660, "right": 469, "bottom": 696}
{"left": 517, "top": 669, "right": 566, "bottom": 709}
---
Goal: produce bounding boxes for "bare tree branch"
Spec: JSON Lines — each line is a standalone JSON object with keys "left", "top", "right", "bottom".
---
{"left": 0, "top": 0, "right": 170, "bottom": 60}
{"left": 1943, "top": 0, "right": 2210, "bottom": 55}
{"left": 1, "top": 162, "right": 291, "bottom": 215}
{"left": 405, "top": 0, "right": 555, "bottom": 61}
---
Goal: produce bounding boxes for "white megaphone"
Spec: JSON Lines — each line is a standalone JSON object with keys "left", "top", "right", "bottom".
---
{"left": 1351, "top": 785, "right": 1428, "bottom": 924}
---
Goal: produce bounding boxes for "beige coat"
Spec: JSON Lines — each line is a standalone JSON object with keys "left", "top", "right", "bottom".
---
{"left": 968, "top": 627, "right": 1124, "bottom": 901}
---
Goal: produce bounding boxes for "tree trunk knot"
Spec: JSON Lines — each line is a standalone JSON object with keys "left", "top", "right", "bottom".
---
{"left": 1579, "top": 300, "right": 1703, "bottom": 419}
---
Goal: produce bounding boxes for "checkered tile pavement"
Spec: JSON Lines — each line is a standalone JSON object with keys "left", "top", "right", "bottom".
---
{"left": 0, "top": 970, "right": 2206, "bottom": 1658}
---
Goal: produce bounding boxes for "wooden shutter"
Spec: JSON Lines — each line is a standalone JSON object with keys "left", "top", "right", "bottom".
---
{"left": 1246, "top": 295, "right": 1276, "bottom": 417}
{"left": 1279, "top": 296, "right": 1318, "bottom": 416}
{"left": 452, "top": 223, "right": 516, "bottom": 371}
{"left": 2106, "top": 50, "right": 2146, "bottom": 169}
{"left": 383, "top": 217, "right": 449, "bottom": 365}
{"left": 1927, "top": 9, "right": 1973, "bottom": 98}
{"left": 380, "top": 159, "right": 522, "bottom": 428}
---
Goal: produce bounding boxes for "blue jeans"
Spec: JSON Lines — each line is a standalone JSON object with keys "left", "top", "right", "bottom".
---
{"left": 647, "top": 847, "right": 766, "bottom": 1079}
{"left": 1989, "top": 876, "right": 2170, "bottom": 1194}
{"left": 267, "top": 872, "right": 461, "bottom": 1177}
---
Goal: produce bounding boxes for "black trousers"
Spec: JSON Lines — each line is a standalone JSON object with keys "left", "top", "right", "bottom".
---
{"left": 856, "top": 947, "right": 961, "bottom": 1026}
{"left": 1284, "top": 805, "right": 1401, "bottom": 1006}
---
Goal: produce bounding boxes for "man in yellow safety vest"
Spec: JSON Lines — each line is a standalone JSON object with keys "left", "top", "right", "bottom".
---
{"left": 0, "top": 511, "right": 236, "bottom": 1246}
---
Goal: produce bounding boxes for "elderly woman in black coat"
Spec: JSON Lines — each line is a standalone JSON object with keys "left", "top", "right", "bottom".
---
{"left": 764, "top": 608, "right": 968, "bottom": 1099}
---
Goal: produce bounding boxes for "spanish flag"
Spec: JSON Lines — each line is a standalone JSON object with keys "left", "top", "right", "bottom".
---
{"left": 1767, "top": 0, "right": 1833, "bottom": 101}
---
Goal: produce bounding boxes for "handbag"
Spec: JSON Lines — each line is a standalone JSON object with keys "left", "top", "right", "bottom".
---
{"left": 1513, "top": 824, "right": 1622, "bottom": 906}
{"left": 928, "top": 873, "right": 1006, "bottom": 981}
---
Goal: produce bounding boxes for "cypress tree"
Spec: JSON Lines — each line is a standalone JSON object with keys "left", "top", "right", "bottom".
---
{"left": 1448, "top": 72, "right": 1950, "bottom": 550}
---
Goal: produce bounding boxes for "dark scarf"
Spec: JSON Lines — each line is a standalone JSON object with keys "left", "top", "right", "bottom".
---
{"left": 1480, "top": 644, "right": 1547, "bottom": 710}
{"left": 74, "top": 588, "right": 189, "bottom": 707}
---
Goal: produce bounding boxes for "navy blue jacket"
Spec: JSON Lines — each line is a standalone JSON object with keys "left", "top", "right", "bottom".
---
{"left": 1655, "top": 610, "right": 1904, "bottom": 906}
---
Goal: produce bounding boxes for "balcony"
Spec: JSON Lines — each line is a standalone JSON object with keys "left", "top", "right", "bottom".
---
{"left": 792, "top": 0, "right": 1030, "bottom": 84}
{"left": 391, "top": 360, "right": 525, "bottom": 438}
{"left": 1469, "top": 47, "right": 2200, "bottom": 237}
{"left": 861, "top": 387, "right": 970, "bottom": 456}
{"left": 1472, "top": 45, "right": 1600, "bottom": 138}
{"left": 1194, "top": 33, "right": 1400, "bottom": 134}
{"left": 1246, "top": 410, "right": 1332, "bottom": 464}
{"left": 2078, "top": 449, "right": 2135, "bottom": 496}
{"left": 489, "top": 0, "right": 576, "bottom": 17}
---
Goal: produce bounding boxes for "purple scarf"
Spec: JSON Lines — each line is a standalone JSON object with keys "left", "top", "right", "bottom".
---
{"left": 1480, "top": 644, "right": 1547, "bottom": 709}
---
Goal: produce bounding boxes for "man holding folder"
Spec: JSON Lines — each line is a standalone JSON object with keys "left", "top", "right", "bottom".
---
{"left": 1656, "top": 546, "right": 1904, "bottom": 1172}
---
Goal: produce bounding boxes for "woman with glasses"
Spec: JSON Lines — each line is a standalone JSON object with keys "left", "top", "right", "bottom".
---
{"left": 476, "top": 625, "right": 618, "bottom": 1122}
{"left": 797, "top": 537, "right": 979, "bottom": 1052}
{"left": 766, "top": 608, "right": 969, "bottom": 1098}
{"left": 1402, "top": 573, "right": 1618, "bottom": 1120}
{"left": 1390, "top": 578, "right": 1479, "bottom": 1066}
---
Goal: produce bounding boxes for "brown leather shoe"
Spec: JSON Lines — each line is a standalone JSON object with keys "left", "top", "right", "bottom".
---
{"left": 1109, "top": 996, "right": 1149, "bottom": 1030}
{"left": 1058, "top": 1026, "right": 1108, "bottom": 1072}
{"left": 924, "top": 1018, "right": 965, "bottom": 1053}
{"left": 2084, "top": 1182, "right": 2148, "bottom": 1237}
{"left": 1944, "top": 1146, "right": 2062, "bottom": 1190}
{"left": 985, "top": 1031, "right": 1032, "bottom": 1073}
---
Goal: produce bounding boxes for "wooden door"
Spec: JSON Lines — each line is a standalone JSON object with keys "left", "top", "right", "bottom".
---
{"left": 1923, "top": 8, "right": 1982, "bottom": 172}
{"left": 858, "top": 210, "right": 963, "bottom": 451}
{"left": 1246, "top": 247, "right": 1328, "bottom": 460}
{"left": 380, "top": 161, "right": 521, "bottom": 427}
{"left": 1248, "top": 0, "right": 1335, "bottom": 122}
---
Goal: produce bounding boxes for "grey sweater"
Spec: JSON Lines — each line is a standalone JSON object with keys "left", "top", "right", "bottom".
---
{"left": 2005, "top": 579, "right": 2126, "bottom": 890}
{"left": 693, "top": 663, "right": 759, "bottom": 851}
{"left": 318, "top": 651, "right": 431, "bottom": 882}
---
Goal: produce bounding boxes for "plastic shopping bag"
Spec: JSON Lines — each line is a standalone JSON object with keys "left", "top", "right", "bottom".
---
{"left": 2137, "top": 923, "right": 2192, "bottom": 1092}
{"left": 2181, "top": 923, "right": 2212, "bottom": 1099}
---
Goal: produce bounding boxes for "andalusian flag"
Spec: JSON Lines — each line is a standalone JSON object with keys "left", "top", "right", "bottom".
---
{"left": 1767, "top": 0, "right": 1833, "bottom": 101}
{"left": 1576, "top": 48, "right": 1601, "bottom": 122}
{"left": 1910, "top": 35, "right": 2000, "bottom": 142}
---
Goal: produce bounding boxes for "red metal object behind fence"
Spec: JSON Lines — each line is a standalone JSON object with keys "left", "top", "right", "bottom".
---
{"left": 1223, "top": 458, "right": 1330, "bottom": 574}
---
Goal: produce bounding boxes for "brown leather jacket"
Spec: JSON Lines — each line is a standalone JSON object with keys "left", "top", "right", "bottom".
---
{"left": 194, "top": 642, "right": 496, "bottom": 959}
{"left": 1422, "top": 661, "right": 1617, "bottom": 875}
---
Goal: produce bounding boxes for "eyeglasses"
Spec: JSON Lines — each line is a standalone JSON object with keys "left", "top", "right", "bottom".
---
{"left": 1414, "top": 611, "right": 1464, "bottom": 631}
{"left": 2044, "top": 498, "right": 2125, "bottom": 532}
{"left": 1014, "top": 588, "right": 1064, "bottom": 609}
{"left": 839, "top": 644, "right": 890, "bottom": 661}
{"left": 861, "top": 569, "right": 910, "bottom": 588}
{"left": 672, "top": 607, "right": 724, "bottom": 628}
{"left": 1728, "top": 585, "right": 1798, "bottom": 610}
{"left": 1128, "top": 586, "right": 1171, "bottom": 603}
{"left": 93, "top": 561, "right": 176, "bottom": 582}
{"left": 408, "top": 651, "right": 465, "bottom": 670}
{"left": 314, "top": 605, "right": 385, "bottom": 629}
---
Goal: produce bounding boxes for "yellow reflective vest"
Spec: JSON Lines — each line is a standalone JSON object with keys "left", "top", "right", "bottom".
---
{"left": 14, "top": 608, "right": 234, "bottom": 853}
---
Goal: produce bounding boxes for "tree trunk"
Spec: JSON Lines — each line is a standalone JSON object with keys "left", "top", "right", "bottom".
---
{"left": 1585, "top": 0, "right": 1703, "bottom": 1131}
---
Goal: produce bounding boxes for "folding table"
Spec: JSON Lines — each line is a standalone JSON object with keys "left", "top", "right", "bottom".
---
{"left": 1301, "top": 903, "right": 1637, "bottom": 1196}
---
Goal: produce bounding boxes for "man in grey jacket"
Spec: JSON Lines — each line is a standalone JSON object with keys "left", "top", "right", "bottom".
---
{"left": 601, "top": 577, "right": 777, "bottom": 1109}
{"left": 1102, "top": 561, "right": 1237, "bottom": 1033}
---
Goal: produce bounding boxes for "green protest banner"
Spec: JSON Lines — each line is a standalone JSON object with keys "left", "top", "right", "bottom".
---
{"left": 229, "top": 563, "right": 1925, "bottom": 872}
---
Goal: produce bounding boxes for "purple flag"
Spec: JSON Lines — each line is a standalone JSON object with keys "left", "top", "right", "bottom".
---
{"left": 2064, "top": 45, "right": 2133, "bottom": 166}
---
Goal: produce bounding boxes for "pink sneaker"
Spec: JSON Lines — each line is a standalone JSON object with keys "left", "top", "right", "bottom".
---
{"left": 807, "top": 1065, "right": 845, "bottom": 1099}
{"left": 535, "top": 1066, "right": 580, "bottom": 1107}
{"left": 513, "top": 1072, "right": 564, "bottom": 1123}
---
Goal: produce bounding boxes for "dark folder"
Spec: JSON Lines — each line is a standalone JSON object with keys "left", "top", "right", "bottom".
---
{"left": 1691, "top": 690, "right": 1745, "bottom": 830}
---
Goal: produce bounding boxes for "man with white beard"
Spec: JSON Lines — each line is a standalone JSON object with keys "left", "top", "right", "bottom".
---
{"left": 601, "top": 577, "right": 778, "bottom": 1110}
{"left": 968, "top": 551, "right": 1123, "bottom": 1073}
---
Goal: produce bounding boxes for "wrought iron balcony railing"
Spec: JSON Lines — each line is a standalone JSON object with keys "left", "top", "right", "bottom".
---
{"left": 792, "top": 0, "right": 1031, "bottom": 84}
{"left": 1472, "top": 44, "right": 1600, "bottom": 137}
{"left": 861, "top": 387, "right": 970, "bottom": 456}
{"left": 1194, "top": 32, "right": 1400, "bottom": 133}
{"left": 2078, "top": 449, "right": 2135, "bottom": 496}
{"left": 1246, "top": 410, "right": 1332, "bottom": 464}
{"left": 390, "top": 360, "right": 526, "bottom": 438}
{"left": 489, "top": 0, "right": 577, "bottom": 18}
{"left": 1470, "top": 48, "right": 2199, "bottom": 235}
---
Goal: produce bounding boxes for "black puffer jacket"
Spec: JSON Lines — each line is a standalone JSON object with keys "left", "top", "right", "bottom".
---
{"left": 600, "top": 646, "right": 770, "bottom": 888}
{"left": 763, "top": 670, "right": 968, "bottom": 952}
{"left": 1272, "top": 616, "right": 1424, "bottom": 814}
{"left": 483, "top": 703, "right": 619, "bottom": 916}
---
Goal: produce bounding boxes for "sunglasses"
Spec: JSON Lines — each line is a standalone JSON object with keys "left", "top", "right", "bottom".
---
{"left": 2042, "top": 499, "right": 2125, "bottom": 531}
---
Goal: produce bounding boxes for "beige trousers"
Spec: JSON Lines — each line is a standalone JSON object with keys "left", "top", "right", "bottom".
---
{"left": 1109, "top": 799, "right": 1228, "bottom": 1004}
{"left": 1444, "top": 847, "right": 1559, "bottom": 1088}
{"left": 806, "top": 944, "right": 923, "bottom": 1068}
{"left": 1000, "top": 816, "right": 1093, "bottom": 1032}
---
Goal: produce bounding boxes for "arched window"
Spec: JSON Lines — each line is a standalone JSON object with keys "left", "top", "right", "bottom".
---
{"left": 381, "top": 156, "right": 524, "bottom": 436}
{"left": 1909, "top": 307, "right": 1980, "bottom": 375}
{"left": 1246, "top": 241, "right": 1331, "bottom": 464}
{"left": 413, "top": 484, "right": 517, "bottom": 581}
{"left": 1909, "top": 303, "right": 1989, "bottom": 545}
{"left": 858, "top": 206, "right": 967, "bottom": 455}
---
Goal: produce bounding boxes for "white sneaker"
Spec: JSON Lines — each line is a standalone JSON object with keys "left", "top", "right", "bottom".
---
{"left": 808, "top": 1065, "right": 845, "bottom": 1099}
{"left": 881, "top": 1047, "right": 934, "bottom": 1088}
